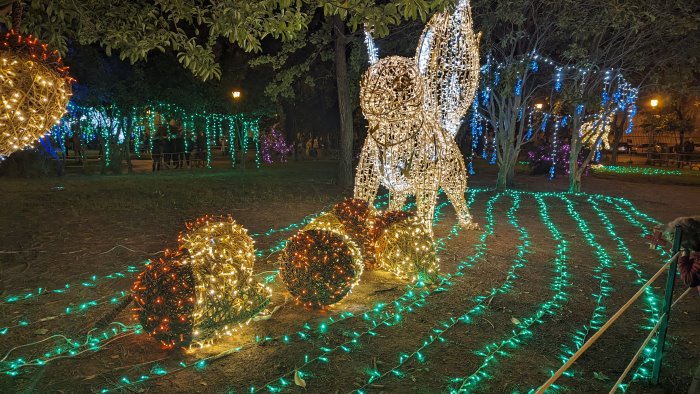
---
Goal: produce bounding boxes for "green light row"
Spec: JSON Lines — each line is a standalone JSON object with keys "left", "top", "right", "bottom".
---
{"left": 1, "top": 323, "right": 142, "bottom": 375}
{"left": 447, "top": 193, "right": 571, "bottom": 393}
{"left": 529, "top": 195, "right": 617, "bottom": 392}
{"left": 0, "top": 290, "right": 129, "bottom": 337}
{"left": 349, "top": 193, "right": 525, "bottom": 394}
{"left": 592, "top": 196, "right": 667, "bottom": 390}
{"left": 592, "top": 165, "right": 682, "bottom": 176}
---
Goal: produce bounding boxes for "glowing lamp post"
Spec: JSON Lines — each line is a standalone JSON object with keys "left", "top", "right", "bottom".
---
{"left": 646, "top": 99, "right": 660, "bottom": 164}
{"left": 231, "top": 90, "right": 243, "bottom": 167}
{"left": 535, "top": 103, "right": 543, "bottom": 110}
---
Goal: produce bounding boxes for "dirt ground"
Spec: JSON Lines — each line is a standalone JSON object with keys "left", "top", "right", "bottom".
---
{"left": 0, "top": 160, "right": 698, "bottom": 393}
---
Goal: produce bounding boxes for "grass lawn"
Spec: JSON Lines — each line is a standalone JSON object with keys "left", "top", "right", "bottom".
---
{"left": 0, "top": 160, "right": 697, "bottom": 393}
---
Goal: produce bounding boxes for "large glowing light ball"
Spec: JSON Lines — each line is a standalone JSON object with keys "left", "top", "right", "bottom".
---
{"left": 279, "top": 229, "right": 363, "bottom": 308}
{"left": 132, "top": 251, "right": 196, "bottom": 349}
{"left": 373, "top": 212, "right": 439, "bottom": 284}
{"left": 133, "top": 216, "right": 271, "bottom": 349}
{"left": 368, "top": 210, "right": 413, "bottom": 243}
{"left": 179, "top": 216, "right": 271, "bottom": 345}
{"left": 0, "top": 32, "right": 72, "bottom": 157}
{"left": 331, "top": 198, "right": 377, "bottom": 268}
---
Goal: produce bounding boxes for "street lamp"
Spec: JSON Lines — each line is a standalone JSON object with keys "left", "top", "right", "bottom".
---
{"left": 230, "top": 90, "right": 243, "bottom": 167}
{"left": 647, "top": 99, "right": 661, "bottom": 165}
{"left": 535, "top": 103, "right": 543, "bottom": 110}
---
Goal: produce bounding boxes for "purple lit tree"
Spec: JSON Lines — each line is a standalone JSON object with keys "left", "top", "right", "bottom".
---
{"left": 259, "top": 128, "right": 293, "bottom": 164}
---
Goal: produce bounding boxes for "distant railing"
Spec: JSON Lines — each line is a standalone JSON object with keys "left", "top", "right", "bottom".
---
{"left": 644, "top": 151, "right": 700, "bottom": 169}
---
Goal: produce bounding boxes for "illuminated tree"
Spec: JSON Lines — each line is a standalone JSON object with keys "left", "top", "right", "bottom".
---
{"left": 472, "top": 0, "right": 557, "bottom": 191}
{"left": 553, "top": 0, "right": 697, "bottom": 191}
{"left": 471, "top": 0, "right": 696, "bottom": 191}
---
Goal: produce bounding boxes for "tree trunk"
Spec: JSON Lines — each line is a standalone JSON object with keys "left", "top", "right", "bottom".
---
{"left": 569, "top": 170, "right": 582, "bottom": 193}
{"left": 610, "top": 139, "right": 619, "bottom": 164}
{"left": 495, "top": 150, "right": 516, "bottom": 191}
{"left": 334, "top": 15, "right": 353, "bottom": 189}
{"left": 125, "top": 117, "right": 134, "bottom": 174}
{"left": 569, "top": 142, "right": 597, "bottom": 193}
{"left": 99, "top": 136, "right": 107, "bottom": 175}
{"left": 610, "top": 113, "right": 625, "bottom": 164}
{"left": 568, "top": 128, "right": 582, "bottom": 193}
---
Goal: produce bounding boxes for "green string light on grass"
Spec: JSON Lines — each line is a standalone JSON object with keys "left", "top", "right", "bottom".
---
{"left": 0, "top": 323, "right": 142, "bottom": 375}
{"left": 586, "top": 197, "right": 661, "bottom": 390}
{"left": 0, "top": 290, "right": 129, "bottom": 337}
{"left": 2, "top": 264, "right": 146, "bottom": 306}
{"left": 448, "top": 193, "right": 571, "bottom": 393}
{"left": 592, "top": 195, "right": 668, "bottom": 391}
{"left": 528, "top": 194, "right": 618, "bottom": 392}
{"left": 592, "top": 165, "right": 682, "bottom": 176}
{"left": 349, "top": 193, "right": 524, "bottom": 393}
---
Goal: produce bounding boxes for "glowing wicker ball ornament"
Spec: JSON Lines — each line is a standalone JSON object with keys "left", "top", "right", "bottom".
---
{"left": 372, "top": 211, "right": 439, "bottom": 283}
{"left": 0, "top": 31, "right": 72, "bottom": 157}
{"left": 132, "top": 251, "right": 196, "bottom": 349}
{"left": 331, "top": 198, "right": 377, "bottom": 268}
{"left": 133, "top": 216, "right": 270, "bottom": 348}
{"left": 279, "top": 229, "right": 363, "bottom": 308}
{"left": 368, "top": 210, "right": 413, "bottom": 244}
{"left": 178, "top": 216, "right": 271, "bottom": 345}
{"left": 304, "top": 198, "right": 379, "bottom": 269}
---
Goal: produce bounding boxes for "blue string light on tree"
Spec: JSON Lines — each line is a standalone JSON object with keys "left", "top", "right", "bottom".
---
{"left": 554, "top": 67, "right": 563, "bottom": 92}
{"left": 548, "top": 118, "right": 561, "bottom": 179}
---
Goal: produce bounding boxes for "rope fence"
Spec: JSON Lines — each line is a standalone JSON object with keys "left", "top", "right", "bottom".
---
{"left": 608, "top": 286, "right": 694, "bottom": 393}
{"left": 536, "top": 224, "right": 694, "bottom": 393}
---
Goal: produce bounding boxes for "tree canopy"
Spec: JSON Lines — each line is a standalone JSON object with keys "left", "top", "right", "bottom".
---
{"left": 4, "top": 0, "right": 450, "bottom": 81}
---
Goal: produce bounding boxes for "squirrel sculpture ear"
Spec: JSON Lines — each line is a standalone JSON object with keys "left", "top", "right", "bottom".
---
{"left": 364, "top": 29, "right": 379, "bottom": 65}
{"left": 413, "top": 0, "right": 480, "bottom": 137}
{"left": 417, "top": 27, "right": 433, "bottom": 75}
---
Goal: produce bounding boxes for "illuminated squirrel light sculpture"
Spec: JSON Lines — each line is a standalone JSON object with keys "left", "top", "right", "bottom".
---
{"left": 354, "top": 0, "right": 480, "bottom": 231}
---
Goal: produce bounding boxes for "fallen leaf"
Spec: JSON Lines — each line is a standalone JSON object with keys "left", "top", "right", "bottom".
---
{"left": 511, "top": 317, "right": 521, "bottom": 325}
{"left": 33, "top": 328, "right": 49, "bottom": 335}
{"left": 253, "top": 304, "right": 283, "bottom": 321}
{"left": 294, "top": 369, "right": 306, "bottom": 389}
{"left": 593, "top": 371, "right": 610, "bottom": 381}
